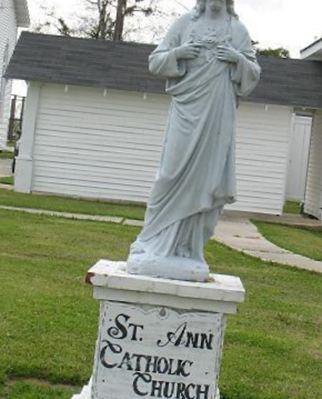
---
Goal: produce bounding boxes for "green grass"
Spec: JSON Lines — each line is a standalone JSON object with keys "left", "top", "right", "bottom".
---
{"left": 0, "top": 151, "right": 13, "bottom": 160}
{"left": 283, "top": 200, "right": 301, "bottom": 215}
{"left": 253, "top": 221, "right": 322, "bottom": 261}
{"left": 0, "top": 210, "right": 321, "bottom": 398}
{"left": 0, "top": 176, "right": 14, "bottom": 185}
{"left": 3, "top": 381, "right": 76, "bottom": 399}
{"left": 0, "top": 187, "right": 146, "bottom": 220}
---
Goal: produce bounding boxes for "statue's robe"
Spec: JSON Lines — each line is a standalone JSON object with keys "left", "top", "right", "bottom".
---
{"left": 130, "top": 13, "right": 260, "bottom": 262}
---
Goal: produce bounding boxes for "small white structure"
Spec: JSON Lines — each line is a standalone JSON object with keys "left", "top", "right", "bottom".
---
{"left": 0, "top": 0, "right": 30, "bottom": 149}
{"left": 15, "top": 83, "right": 292, "bottom": 215}
{"left": 301, "top": 39, "right": 322, "bottom": 220}
{"left": 5, "top": 33, "right": 322, "bottom": 216}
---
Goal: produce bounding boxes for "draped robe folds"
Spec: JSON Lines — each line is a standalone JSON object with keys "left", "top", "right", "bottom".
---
{"left": 127, "top": 13, "right": 260, "bottom": 277}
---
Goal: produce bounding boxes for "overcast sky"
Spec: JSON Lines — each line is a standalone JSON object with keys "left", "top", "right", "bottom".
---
{"left": 13, "top": 0, "right": 322, "bottom": 94}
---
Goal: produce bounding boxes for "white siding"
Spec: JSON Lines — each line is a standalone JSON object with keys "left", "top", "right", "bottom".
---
{"left": 304, "top": 111, "right": 322, "bottom": 220}
{"left": 227, "top": 103, "right": 292, "bottom": 215}
{"left": 27, "top": 84, "right": 292, "bottom": 214}
{"left": 0, "top": 0, "right": 18, "bottom": 149}
{"left": 31, "top": 85, "right": 170, "bottom": 202}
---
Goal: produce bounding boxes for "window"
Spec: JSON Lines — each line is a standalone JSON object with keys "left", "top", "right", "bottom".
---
{"left": 0, "top": 42, "right": 9, "bottom": 116}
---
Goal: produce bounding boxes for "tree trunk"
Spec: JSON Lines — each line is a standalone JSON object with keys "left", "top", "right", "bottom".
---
{"left": 113, "top": 0, "right": 127, "bottom": 41}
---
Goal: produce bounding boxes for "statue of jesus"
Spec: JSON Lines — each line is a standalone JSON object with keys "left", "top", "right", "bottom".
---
{"left": 127, "top": 0, "right": 260, "bottom": 282}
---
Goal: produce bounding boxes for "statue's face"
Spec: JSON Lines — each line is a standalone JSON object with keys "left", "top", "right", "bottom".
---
{"left": 206, "top": 0, "right": 226, "bottom": 13}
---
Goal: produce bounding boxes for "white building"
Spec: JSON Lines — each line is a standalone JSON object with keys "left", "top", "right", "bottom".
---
{"left": 300, "top": 39, "right": 322, "bottom": 220}
{"left": 0, "top": 0, "right": 30, "bottom": 149}
{"left": 5, "top": 32, "right": 322, "bottom": 216}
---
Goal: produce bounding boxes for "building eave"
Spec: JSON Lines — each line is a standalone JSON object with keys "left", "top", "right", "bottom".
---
{"left": 301, "top": 38, "right": 322, "bottom": 61}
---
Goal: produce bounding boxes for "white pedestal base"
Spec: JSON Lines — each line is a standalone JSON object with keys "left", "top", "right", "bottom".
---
{"left": 71, "top": 380, "right": 92, "bottom": 399}
{"left": 72, "top": 260, "right": 245, "bottom": 399}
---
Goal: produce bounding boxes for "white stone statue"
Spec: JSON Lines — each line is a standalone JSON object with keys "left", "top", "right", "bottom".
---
{"left": 127, "top": 0, "right": 260, "bottom": 282}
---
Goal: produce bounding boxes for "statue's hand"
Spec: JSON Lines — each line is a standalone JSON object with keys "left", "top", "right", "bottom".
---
{"left": 174, "top": 42, "right": 203, "bottom": 60}
{"left": 217, "top": 45, "right": 241, "bottom": 63}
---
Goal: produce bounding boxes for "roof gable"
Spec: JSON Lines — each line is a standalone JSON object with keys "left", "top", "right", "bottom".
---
{"left": 301, "top": 38, "right": 322, "bottom": 61}
{"left": 6, "top": 32, "right": 322, "bottom": 109}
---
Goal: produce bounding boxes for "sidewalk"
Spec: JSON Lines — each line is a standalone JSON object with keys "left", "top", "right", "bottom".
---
{"left": 221, "top": 210, "right": 322, "bottom": 229}
{"left": 0, "top": 159, "right": 11, "bottom": 177}
{"left": 0, "top": 205, "right": 145, "bottom": 227}
{"left": 213, "top": 216, "right": 322, "bottom": 274}
{"left": 1, "top": 203, "right": 321, "bottom": 273}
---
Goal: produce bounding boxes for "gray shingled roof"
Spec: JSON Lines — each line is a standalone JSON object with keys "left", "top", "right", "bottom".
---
{"left": 5, "top": 32, "right": 322, "bottom": 109}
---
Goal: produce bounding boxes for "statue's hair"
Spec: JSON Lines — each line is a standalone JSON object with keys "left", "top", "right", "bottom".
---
{"left": 192, "top": 0, "right": 238, "bottom": 19}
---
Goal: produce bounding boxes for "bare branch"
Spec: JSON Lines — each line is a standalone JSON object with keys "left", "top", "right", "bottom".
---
{"left": 32, "top": 0, "right": 170, "bottom": 42}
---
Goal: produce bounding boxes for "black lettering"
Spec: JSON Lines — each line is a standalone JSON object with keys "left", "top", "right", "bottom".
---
{"left": 107, "top": 313, "right": 130, "bottom": 340}
{"left": 99, "top": 339, "right": 122, "bottom": 369}
{"left": 186, "top": 332, "right": 199, "bottom": 348}
{"left": 167, "top": 359, "right": 177, "bottom": 376}
{"left": 145, "top": 356, "right": 158, "bottom": 373}
{"left": 200, "top": 334, "right": 214, "bottom": 350}
{"left": 173, "top": 323, "right": 187, "bottom": 346}
{"left": 132, "top": 372, "right": 151, "bottom": 397}
{"left": 129, "top": 323, "right": 144, "bottom": 341}
{"left": 196, "top": 384, "right": 210, "bottom": 399}
{"left": 176, "top": 383, "right": 186, "bottom": 399}
{"left": 157, "top": 357, "right": 169, "bottom": 374}
{"left": 117, "top": 352, "right": 133, "bottom": 371}
{"left": 163, "top": 382, "right": 175, "bottom": 398}
{"left": 157, "top": 323, "right": 187, "bottom": 348}
{"left": 177, "top": 360, "right": 193, "bottom": 377}
{"left": 151, "top": 380, "right": 164, "bottom": 398}
{"left": 186, "top": 384, "right": 196, "bottom": 399}
{"left": 132, "top": 354, "right": 149, "bottom": 372}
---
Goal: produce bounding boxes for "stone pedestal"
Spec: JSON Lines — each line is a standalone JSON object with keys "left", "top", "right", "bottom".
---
{"left": 72, "top": 260, "right": 245, "bottom": 399}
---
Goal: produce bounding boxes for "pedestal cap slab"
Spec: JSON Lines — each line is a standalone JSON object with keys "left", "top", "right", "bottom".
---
{"left": 86, "top": 260, "right": 245, "bottom": 314}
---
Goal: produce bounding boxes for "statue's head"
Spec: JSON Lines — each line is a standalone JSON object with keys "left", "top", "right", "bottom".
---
{"left": 193, "top": 0, "right": 238, "bottom": 19}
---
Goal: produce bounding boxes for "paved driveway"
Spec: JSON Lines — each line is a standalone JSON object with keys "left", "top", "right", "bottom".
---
{"left": 0, "top": 159, "right": 12, "bottom": 177}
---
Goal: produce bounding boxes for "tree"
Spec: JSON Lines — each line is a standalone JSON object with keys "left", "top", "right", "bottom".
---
{"left": 257, "top": 47, "right": 290, "bottom": 58}
{"left": 113, "top": 0, "right": 154, "bottom": 40}
{"left": 251, "top": 41, "right": 290, "bottom": 58}
{"left": 34, "top": 0, "right": 168, "bottom": 42}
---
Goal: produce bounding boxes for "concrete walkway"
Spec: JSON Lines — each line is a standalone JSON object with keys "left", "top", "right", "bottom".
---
{"left": 222, "top": 209, "right": 322, "bottom": 229}
{"left": 0, "top": 204, "right": 321, "bottom": 273}
{"left": 213, "top": 215, "right": 322, "bottom": 273}
{"left": 0, "top": 205, "right": 145, "bottom": 227}
{"left": 0, "top": 159, "right": 11, "bottom": 177}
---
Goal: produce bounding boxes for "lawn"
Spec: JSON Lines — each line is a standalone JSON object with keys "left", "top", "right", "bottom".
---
{"left": 0, "top": 151, "right": 13, "bottom": 160}
{"left": 254, "top": 221, "right": 322, "bottom": 261}
{"left": 283, "top": 200, "right": 301, "bottom": 215}
{"left": 1, "top": 381, "right": 76, "bottom": 399}
{"left": 0, "top": 176, "right": 14, "bottom": 185}
{"left": 0, "top": 187, "right": 146, "bottom": 220}
{"left": 0, "top": 210, "right": 321, "bottom": 398}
